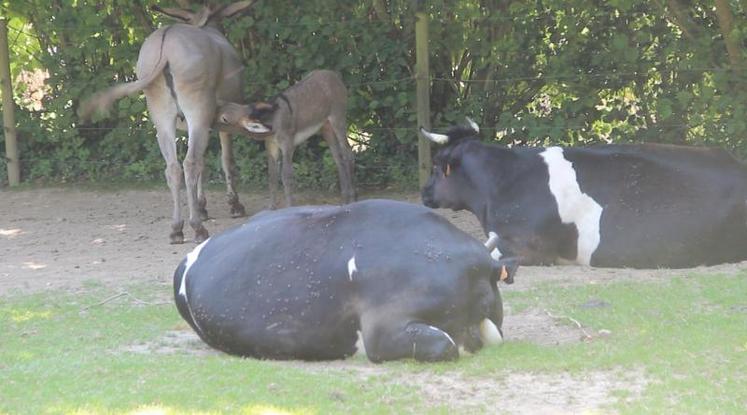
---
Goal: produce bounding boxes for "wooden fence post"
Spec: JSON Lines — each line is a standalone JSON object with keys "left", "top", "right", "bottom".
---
{"left": 415, "top": 0, "right": 431, "bottom": 188}
{"left": 0, "top": 19, "right": 20, "bottom": 186}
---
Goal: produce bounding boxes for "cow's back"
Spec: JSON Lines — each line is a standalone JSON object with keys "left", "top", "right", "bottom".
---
{"left": 565, "top": 144, "right": 747, "bottom": 267}
{"left": 177, "top": 199, "right": 491, "bottom": 359}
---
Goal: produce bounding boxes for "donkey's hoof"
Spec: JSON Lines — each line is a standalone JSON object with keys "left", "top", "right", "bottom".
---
{"left": 169, "top": 231, "right": 185, "bottom": 245}
{"left": 230, "top": 202, "right": 246, "bottom": 218}
{"left": 193, "top": 227, "right": 209, "bottom": 244}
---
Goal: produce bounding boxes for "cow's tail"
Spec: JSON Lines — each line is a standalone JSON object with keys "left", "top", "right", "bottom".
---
{"left": 78, "top": 28, "right": 172, "bottom": 122}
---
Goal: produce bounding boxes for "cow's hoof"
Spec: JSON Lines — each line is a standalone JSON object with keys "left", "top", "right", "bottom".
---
{"left": 230, "top": 202, "right": 246, "bottom": 218}
{"left": 407, "top": 324, "right": 460, "bottom": 362}
{"left": 169, "top": 231, "right": 185, "bottom": 245}
{"left": 417, "top": 341, "right": 459, "bottom": 362}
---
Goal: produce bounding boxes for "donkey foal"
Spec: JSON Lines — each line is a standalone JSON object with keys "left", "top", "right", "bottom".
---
{"left": 217, "top": 69, "right": 356, "bottom": 208}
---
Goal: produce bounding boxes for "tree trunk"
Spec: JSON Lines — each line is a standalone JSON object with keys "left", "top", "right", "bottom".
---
{"left": 714, "top": 0, "right": 743, "bottom": 69}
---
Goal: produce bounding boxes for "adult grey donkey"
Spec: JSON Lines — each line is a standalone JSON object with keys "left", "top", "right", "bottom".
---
{"left": 215, "top": 70, "right": 356, "bottom": 208}
{"left": 78, "top": 1, "right": 259, "bottom": 244}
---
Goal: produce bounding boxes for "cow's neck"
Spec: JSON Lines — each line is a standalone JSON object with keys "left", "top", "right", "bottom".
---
{"left": 460, "top": 185, "right": 490, "bottom": 233}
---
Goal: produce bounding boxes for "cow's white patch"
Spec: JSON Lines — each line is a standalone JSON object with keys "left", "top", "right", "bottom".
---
{"left": 540, "top": 147, "right": 603, "bottom": 266}
{"left": 490, "top": 248, "right": 502, "bottom": 260}
{"left": 347, "top": 256, "right": 357, "bottom": 281}
{"left": 486, "top": 231, "right": 502, "bottom": 260}
{"left": 428, "top": 325, "right": 456, "bottom": 348}
{"left": 179, "top": 238, "right": 210, "bottom": 335}
{"left": 479, "top": 318, "right": 503, "bottom": 345}
{"left": 354, "top": 330, "right": 367, "bottom": 358}
{"left": 179, "top": 237, "right": 211, "bottom": 297}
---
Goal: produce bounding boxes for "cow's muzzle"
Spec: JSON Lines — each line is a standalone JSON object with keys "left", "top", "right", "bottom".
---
{"left": 421, "top": 187, "right": 437, "bottom": 208}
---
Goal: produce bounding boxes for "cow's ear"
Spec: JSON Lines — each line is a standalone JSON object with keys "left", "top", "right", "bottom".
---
{"left": 443, "top": 155, "right": 461, "bottom": 177}
{"left": 493, "top": 257, "right": 519, "bottom": 285}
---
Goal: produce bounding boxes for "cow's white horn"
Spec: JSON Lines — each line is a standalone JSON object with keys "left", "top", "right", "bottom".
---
{"left": 420, "top": 127, "right": 450, "bottom": 144}
{"left": 479, "top": 318, "right": 503, "bottom": 345}
{"left": 484, "top": 231, "right": 499, "bottom": 252}
{"left": 466, "top": 117, "right": 480, "bottom": 133}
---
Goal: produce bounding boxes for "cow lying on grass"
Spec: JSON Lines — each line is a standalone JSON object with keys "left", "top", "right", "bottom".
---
{"left": 174, "top": 199, "right": 517, "bottom": 362}
{"left": 420, "top": 119, "right": 747, "bottom": 268}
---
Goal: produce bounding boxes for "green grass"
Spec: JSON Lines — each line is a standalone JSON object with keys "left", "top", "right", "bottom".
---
{"left": 1, "top": 273, "right": 745, "bottom": 414}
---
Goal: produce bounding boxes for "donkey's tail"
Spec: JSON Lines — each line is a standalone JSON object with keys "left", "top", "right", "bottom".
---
{"left": 78, "top": 28, "right": 172, "bottom": 122}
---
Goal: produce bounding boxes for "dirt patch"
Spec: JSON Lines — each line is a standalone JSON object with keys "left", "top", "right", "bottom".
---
{"left": 373, "top": 367, "right": 649, "bottom": 414}
{"left": 120, "top": 324, "right": 643, "bottom": 413}
{"left": 118, "top": 304, "right": 590, "bottom": 358}
{"left": 504, "top": 307, "right": 592, "bottom": 346}
{"left": 2, "top": 187, "right": 745, "bottom": 296}
{"left": 413, "top": 368, "right": 649, "bottom": 414}
{"left": 118, "top": 328, "right": 219, "bottom": 357}
{"left": 271, "top": 360, "right": 648, "bottom": 414}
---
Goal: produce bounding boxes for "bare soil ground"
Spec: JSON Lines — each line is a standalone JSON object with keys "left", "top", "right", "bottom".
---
{"left": 3, "top": 187, "right": 746, "bottom": 413}
{"left": 4, "top": 187, "right": 744, "bottom": 296}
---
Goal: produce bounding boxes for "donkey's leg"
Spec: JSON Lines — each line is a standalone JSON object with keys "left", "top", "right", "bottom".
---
{"left": 279, "top": 137, "right": 296, "bottom": 207}
{"left": 183, "top": 126, "right": 210, "bottom": 243}
{"left": 218, "top": 131, "right": 246, "bottom": 217}
{"left": 144, "top": 84, "right": 184, "bottom": 244}
{"left": 328, "top": 114, "right": 356, "bottom": 203}
{"left": 178, "top": 92, "right": 214, "bottom": 243}
{"left": 265, "top": 139, "right": 282, "bottom": 209}
{"left": 321, "top": 121, "right": 354, "bottom": 204}
{"left": 196, "top": 168, "right": 209, "bottom": 222}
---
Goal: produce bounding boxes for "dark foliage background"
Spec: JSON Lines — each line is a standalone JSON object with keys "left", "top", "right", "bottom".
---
{"left": 1, "top": 0, "right": 746, "bottom": 188}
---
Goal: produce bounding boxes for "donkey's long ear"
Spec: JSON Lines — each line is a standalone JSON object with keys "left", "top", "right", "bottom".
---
{"left": 220, "top": 0, "right": 259, "bottom": 18}
{"left": 151, "top": 5, "right": 193, "bottom": 22}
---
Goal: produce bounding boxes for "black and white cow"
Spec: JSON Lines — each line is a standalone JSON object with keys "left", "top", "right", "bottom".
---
{"left": 173, "top": 199, "right": 518, "bottom": 362}
{"left": 420, "top": 119, "right": 747, "bottom": 268}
